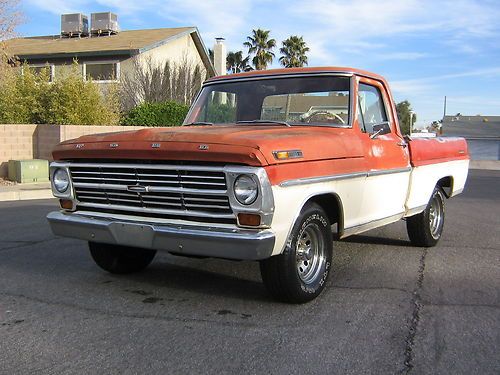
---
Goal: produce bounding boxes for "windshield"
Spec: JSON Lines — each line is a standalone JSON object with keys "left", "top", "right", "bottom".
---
{"left": 185, "top": 75, "right": 351, "bottom": 127}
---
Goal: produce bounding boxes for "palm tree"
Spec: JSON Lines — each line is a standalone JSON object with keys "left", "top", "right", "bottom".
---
{"left": 243, "top": 29, "right": 276, "bottom": 70}
{"left": 226, "top": 51, "right": 253, "bottom": 74}
{"left": 279, "top": 36, "right": 310, "bottom": 68}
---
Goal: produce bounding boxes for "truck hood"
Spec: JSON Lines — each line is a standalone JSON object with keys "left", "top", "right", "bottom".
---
{"left": 53, "top": 125, "right": 364, "bottom": 166}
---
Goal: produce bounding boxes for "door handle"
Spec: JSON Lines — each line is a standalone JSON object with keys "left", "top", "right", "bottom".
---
{"left": 397, "top": 142, "right": 408, "bottom": 148}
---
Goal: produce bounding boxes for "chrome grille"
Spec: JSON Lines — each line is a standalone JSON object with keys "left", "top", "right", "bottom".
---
{"left": 69, "top": 163, "right": 235, "bottom": 224}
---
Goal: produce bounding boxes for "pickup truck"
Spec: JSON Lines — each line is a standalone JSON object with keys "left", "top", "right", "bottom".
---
{"left": 47, "top": 67, "right": 469, "bottom": 303}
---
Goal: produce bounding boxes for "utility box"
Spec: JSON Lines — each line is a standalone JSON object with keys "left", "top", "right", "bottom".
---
{"left": 8, "top": 159, "right": 49, "bottom": 183}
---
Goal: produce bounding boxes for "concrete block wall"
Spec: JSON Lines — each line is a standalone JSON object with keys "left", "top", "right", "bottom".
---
{"left": 0, "top": 124, "right": 145, "bottom": 178}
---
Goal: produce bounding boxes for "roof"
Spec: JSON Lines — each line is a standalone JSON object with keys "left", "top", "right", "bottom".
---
{"left": 442, "top": 118, "right": 500, "bottom": 139}
{"left": 206, "top": 66, "right": 387, "bottom": 83}
{"left": 5, "top": 27, "right": 216, "bottom": 75}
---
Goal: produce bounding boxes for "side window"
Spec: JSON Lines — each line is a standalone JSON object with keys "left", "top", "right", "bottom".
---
{"left": 358, "top": 83, "right": 388, "bottom": 133}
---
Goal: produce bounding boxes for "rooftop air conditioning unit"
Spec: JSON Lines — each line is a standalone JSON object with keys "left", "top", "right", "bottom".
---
{"left": 61, "top": 13, "right": 89, "bottom": 37}
{"left": 91, "top": 12, "right": 119, "bottom": 36}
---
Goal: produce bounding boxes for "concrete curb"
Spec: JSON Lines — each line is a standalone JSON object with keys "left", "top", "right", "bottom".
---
{"left": 0, "top": 183, "right": 54, "bottom": 202}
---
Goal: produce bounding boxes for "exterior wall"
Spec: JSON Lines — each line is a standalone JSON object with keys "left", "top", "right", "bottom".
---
{"left": 132, "top": 33, "right": 206, "bottom": 77}
{"left": 0, "top": 125, "right": 38, "bottom": 177}
{"left": 0, "top": 124, "right": 145, "bottom": 178}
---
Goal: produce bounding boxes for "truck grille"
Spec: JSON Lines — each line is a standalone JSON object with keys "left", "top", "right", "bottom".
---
{"left": 69, "top": 163, "right": 235, "bottom": 224}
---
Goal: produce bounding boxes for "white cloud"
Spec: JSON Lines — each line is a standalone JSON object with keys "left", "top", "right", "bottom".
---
{"left": 375, "top": 52, "right": 428, "bottom": 61}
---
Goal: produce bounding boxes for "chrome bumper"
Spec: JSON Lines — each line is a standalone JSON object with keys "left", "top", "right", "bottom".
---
{"left": 46, "top": 211, "right": 275, "bottom": 260}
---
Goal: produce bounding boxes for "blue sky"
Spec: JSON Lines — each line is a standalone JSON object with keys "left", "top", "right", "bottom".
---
{"left": 18, "top": 0, "right": 500, "bottom": 126}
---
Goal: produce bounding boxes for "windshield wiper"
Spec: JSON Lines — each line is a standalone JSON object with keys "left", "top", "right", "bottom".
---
{"left": 184, "top": 121, "right": 214, "bottom": 126}
{"left": 236, "top": 120, "right": 291, "bottom": 127}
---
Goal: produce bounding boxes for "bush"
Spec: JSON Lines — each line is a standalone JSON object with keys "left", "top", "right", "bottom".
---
{"left": 122, "top": 101, "right": 189, "bottom": 127}
{"left": 0, "top": 62, "right": 120, "bottom": 125}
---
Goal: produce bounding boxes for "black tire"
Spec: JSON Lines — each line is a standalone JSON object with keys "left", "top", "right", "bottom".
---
{"left": 88, "top": 242, "right": 156, "bottom": 274}
{"left": 406, "top": 187, "right": 445, "bottom": 247}
{"left": 260, "top": 203, "right": 333, "bottom": 303}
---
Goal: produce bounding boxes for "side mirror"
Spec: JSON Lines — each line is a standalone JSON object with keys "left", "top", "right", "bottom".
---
{"left": 370, "top": 121, "right": 391, "bottom": 139}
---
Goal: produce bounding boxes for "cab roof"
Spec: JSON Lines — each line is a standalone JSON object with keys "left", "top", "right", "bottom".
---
{"left": 205, "top": 66, "right": 387, "bottom": 84}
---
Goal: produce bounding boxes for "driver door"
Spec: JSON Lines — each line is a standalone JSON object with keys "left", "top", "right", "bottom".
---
{"left": 356, "top": 77, "right": 411, "bottom": 226}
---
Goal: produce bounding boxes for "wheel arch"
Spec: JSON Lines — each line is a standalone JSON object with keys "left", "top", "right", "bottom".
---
{"left": 302, "top": 192, "right": 344, "bottom": 235}
{"left": 436, "top": 176, "right": 454, "bottom": 198}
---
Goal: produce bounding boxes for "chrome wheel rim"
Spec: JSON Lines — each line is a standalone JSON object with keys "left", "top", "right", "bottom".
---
{"left": 429, "top": 193, "right": 443, "bottom": 239}
{"left": 296, "top": 223, "right": 325, "bottom": 284}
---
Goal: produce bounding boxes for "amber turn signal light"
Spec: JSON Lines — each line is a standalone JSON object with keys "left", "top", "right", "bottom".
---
{"left": 59, "top": 199, "right": 73, "bottom": 210}
{"left": 237, "top": 213, "right": 261, "bottom": 227}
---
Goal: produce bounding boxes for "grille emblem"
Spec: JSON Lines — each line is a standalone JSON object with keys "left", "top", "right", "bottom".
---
{"left": 151, "top": 143, "right": 161, "bottom": 148}
{"left": 198, "top": 144, "right": 209, "bottom": 150}
{"left": 75, "top": 144, "right": 84, "bottom": 149}
{"left": 127, "top": 185, "right": 149, "bottom": 193}
{"left": 110, "top": 143, "right": 119, "bottom": 148}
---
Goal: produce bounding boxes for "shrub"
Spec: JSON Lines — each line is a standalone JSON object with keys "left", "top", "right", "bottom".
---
{"left": 0, "top": 62, "right": 120, "bottom": 125}
{"left": 122, "top": 101, "right": 189, "bottom": 127}
{"left": 42, "top": 65, "right": 120, "bottom": 125}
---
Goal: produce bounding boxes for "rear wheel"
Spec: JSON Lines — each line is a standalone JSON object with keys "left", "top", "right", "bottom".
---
{"left": 88, "top": 242, "right": 156, "bottom": 274}
{"left": 406, "top": 187, "right": 445, "bottom": 247}
{"left": 260, "top": 203, "right": 333, "bottom": 303}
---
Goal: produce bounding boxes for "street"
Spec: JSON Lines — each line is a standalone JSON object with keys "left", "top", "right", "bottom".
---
{"left": 0, "top": 169, "right": 498, "bottom": 374}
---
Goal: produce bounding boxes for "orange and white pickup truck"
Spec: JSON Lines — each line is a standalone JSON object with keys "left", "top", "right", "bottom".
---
{"left": 47, "top": 67, "right": 469, "bottom": 303}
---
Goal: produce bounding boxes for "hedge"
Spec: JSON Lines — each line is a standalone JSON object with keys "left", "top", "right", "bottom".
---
{"left": 122, "top": 101, "right": 189, "bottom": 127}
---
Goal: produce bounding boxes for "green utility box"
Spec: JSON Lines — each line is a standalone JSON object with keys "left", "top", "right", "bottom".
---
{"left": 8, "top": 159, "right": 49, "bottom": 183}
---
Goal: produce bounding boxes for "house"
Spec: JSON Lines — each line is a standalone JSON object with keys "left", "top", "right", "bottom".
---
{"left": 4, "top": 12, "right": 217, "bottom": 84}
{"left": 442, "top": 115, "right": 500, "bottom": 160}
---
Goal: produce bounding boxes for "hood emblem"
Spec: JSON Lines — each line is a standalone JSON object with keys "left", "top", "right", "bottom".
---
{"left": 151, "top": 143, "right": 161, "bottom": 148}
{"left": 198, "top": 144, "right": 209, "bottom": 150}
{"left": 110, "top": 143, "right": 119, "bottom": 148}
{"left": 127, "top": 185, "right": 149, "bottom": 193}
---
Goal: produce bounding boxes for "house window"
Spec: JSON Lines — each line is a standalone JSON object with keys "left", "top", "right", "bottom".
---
{"left": 84, "top": 61, "right": 120, "bottom": 82}
{"left": 27, "top": 64, "right": 55, "bottom": 82}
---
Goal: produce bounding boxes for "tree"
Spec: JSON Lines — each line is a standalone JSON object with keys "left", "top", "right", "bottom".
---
{"left": 244, "top": 29, "right": 276, "bottom": 70}
{"left": 208, "top": 48, "right": 214, "bottom": 64}
{"left": 120, "top": 56, "right": 203, "bottom": 110}
{"left": 279, "top": 35, "right": 309, "bottom": 68}
{"left": 226, "top": 51, "right": 252, "bottom": 73}
{"left": 396, "top": 100, "right": 417, "bottom": 135}
{"left": 0, "top": 0, "right": 22, "bottom": 82}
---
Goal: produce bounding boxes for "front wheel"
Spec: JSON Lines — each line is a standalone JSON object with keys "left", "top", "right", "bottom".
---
{"left": 406, "top": 187, "right": 446, "bottom": 247}
{"left": 88, "top": 242, "right": 156, "bottom": 274}
{"left": 259, "top": 203, "right": 333, "bottom": 303}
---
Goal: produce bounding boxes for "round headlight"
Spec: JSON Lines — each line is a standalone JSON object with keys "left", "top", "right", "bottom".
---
{"left": 53, "top": 168, "right": 70, "bottom": 193}
{"left": 234, "top": 175, "right": 258, "bottom": 205}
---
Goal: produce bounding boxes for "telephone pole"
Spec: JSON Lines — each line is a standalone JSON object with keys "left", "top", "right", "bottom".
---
{"left": 443, "top": 96, "right": 447, "bottom": 120}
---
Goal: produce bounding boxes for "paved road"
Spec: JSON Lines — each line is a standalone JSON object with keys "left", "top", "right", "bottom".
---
{"left": 0, "top": 170, "right": 498, "bottom": 374}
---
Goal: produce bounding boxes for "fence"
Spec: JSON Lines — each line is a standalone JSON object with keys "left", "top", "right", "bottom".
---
{"left": 0, "top": 124, "right": 145, "bottom": 178}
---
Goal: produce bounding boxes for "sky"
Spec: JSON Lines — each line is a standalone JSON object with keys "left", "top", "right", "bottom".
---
{"left": 17, "top": 0, "right": 500, "bottom": 126}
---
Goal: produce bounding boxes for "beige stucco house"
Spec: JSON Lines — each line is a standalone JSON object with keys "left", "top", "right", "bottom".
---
{"left": 5, "top": 26, "right": 216, "bottom": 84}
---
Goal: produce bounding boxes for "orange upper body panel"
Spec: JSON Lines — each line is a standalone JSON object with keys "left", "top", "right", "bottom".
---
{"left": 408, "top": 137, "right": 469, "bottom": 166}
{"left": 52, "top": 125, "right": 363, "bottom": 167}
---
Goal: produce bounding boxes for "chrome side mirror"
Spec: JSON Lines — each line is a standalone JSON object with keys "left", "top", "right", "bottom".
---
{"left": 370, "top": 121, "right": 391, "bottom": 139}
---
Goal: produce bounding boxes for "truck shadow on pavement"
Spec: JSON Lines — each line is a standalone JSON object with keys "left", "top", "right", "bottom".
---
{"left": 340, "top": 234, "right": 411, "bottom": 247}
{"left": 121, "top": 259, "right": 274, "bottom": 303}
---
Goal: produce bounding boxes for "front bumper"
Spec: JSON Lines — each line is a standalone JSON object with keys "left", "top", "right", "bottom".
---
{"left": 46, "top": 211, "right": 275, "bottom": 260}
